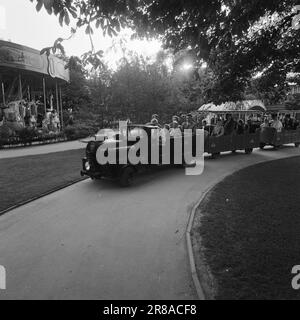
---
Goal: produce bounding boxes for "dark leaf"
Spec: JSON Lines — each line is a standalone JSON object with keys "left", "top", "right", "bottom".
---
{"left": 64, "top": 10, "right": 70, "bottom": 25}
{"left": 40, "top": 47, "right": 51, "bottom": 55}
{"left": 68, "top": 8, "right": 77, "bottom": 19}
{"left": 59, "top": 11, "right": 64, "bottom": 26}
{"left": 56, "top": 43, "right": 66, "bottom": 55}
{"left": 36, "top": 0, "right": 43, "bottom": 12}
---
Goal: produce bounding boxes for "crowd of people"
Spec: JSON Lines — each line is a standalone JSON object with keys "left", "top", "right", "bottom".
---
{"left": 143, "top": 112, "right": 300, "bottom": 138}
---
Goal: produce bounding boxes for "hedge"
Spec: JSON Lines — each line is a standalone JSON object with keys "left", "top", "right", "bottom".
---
{"left": 0, "top": 124, "right": 95, "bottom": 148}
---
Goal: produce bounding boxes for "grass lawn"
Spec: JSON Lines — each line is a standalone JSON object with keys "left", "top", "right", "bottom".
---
{"left": 195, "top": 156, "right": 300, "bottom": 300}
{"left": 0, "top": 148, "right": 86, "bottom": 213}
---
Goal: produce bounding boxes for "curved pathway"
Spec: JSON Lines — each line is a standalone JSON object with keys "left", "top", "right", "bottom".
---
{"left": 0, "top": 146, "right": 299, "bottom": 299}
{"left": 0, "top": 140, "right": 86, "bottom": 159}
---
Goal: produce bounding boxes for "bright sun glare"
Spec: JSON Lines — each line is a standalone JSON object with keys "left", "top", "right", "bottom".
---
{"left": 181, "top": 63, "right": 193, "bottom": 71}
{"left": 0, "top": 6, "right": 6, "bottom": 30}
{"left": 102, "top": 31, "right": 163, "bottom": 70}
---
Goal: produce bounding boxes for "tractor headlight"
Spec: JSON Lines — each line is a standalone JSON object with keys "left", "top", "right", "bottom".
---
{"left": 85, "top": 161, "right": 91, "bottom": 171}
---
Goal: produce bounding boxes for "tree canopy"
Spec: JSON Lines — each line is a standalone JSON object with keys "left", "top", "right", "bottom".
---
{"left": 31, "top": 0, "right": 300, "bottom": 103}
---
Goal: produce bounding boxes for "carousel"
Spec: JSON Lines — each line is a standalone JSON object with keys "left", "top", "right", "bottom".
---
{"left": 0, "top": 40, "right": 69, "bottom": 138}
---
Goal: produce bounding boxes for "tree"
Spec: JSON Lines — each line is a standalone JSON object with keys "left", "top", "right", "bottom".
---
{"left": 63, "top": 56, "right": 91, "bottom": 110}
{"left": 107, "top": 54, "right": 172, "bottom": 122}
{"left": 87, "top": 65, "right": 112, "bottom": 126}
{"left": 285, "top": 93, "right": 300, "bottom": 110}
{"left": 30, "top": 0, "right": 300, "bottom": 103}
{"left": 245, "top": 72, "right": 289, "bottom": 106}
{"left": 131, "top": 1, "right": 300, "bottom": 102}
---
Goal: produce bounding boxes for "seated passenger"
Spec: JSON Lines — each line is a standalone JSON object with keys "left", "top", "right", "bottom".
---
{"left": 169, "top": 121, "right": 182, "bottom": 137}
{"left": 236, "top": 119, "right": 245, "bottom": 135}
{"left": 283, "top": 115, "right": 289, "bottom": 129}
{"left": 190, "top": 119, "right": 209, "bottom": 137}
{"left": 147, "top": 118, "right": 156, "bottom": 125}
{"left": 181, "top": 115, "right": 194, "bottom": 130}
{"left": 201, "top": 119, "right": 213, "bottom": 136}
{"left": 150, "top": 114, "right": 159, "bottom": 122}
{"left": 293, "top": 119, "right": 300, "bottom": 130}
{"left": 187, "top": 113, "right": 195, "bottom": 125}
{"left": 224, "top": 114, "right": 237, "bottom": 135}
{"left": 211, "top": 119, "right": 224, "bottom": 137}
{"left": 201, "top": 120, "right": 207, "bottom": 128}
{"left": 270, "top": 114, "right": 283, "bottom": 132}
{"left": 147, "top": 115, "right": 162, "bottom": 127}
{"left": 260, "top": 118, "right": 270, "bottom": 129}
{"left": 169, "top": 115, "right": 180, "bottom": 128}
{"left": 283, "top": 114, "right": 294, "bottom": 130}
{"left": 179, "top": 113, "right": 186, "bottom": 125}
{"left": 245, "top": 119, "right": 257, "bottom": 133}
{"left": 191, "top": 116, "right": 202, "bottom": 130}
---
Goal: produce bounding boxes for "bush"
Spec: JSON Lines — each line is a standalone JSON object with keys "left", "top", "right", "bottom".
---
{"left": 0, "top": 125, "right": 12, "bottom": 140}
{"left": 0, "top": 125, "right": 67, "bottom": 148}
{"left": 75, "top": 125, "right": 94, "bottom": 138}
{"left": 64, "top": 125, "right": 95, "bottom": 140}
{"left": 0, "top": 125, "right": 13, "bottom": 147}
{"left": 63, "top": 126, "right": 76, "bottom": 140}
{"left": 18, "top": 127, "right": 38, "bottom": 144}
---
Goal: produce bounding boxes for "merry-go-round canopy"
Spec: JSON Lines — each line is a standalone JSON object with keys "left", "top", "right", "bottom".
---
{"left": 0, "top": 40, "right": 69, "bottom": 84}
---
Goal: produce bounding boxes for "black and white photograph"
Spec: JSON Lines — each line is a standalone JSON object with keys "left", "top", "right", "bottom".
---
{"left": 1, "top": 0, "right": 300, "bottom": 306}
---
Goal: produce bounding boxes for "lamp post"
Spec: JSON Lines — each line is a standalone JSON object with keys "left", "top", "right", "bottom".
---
{"left": 1, "top": 82, "right": 5, "bottom": 105}
{"left": 27, "top": 85, "right": 31, "bottom": 101}
{"left": 59, "top": 85, "right": 63, "bottom": 130}
{"left": 55, "top": 81, "right": 59, "bottom": 113}
{"left": 18, "top": 74, "right": 22, "bottom": 100}
{"left": 43, "top": 77, "right": 47, "bottom": 115}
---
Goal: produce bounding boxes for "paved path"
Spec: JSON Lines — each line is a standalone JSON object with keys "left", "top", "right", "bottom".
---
{"left": 0, "top": 140, "right": 86, "bottom": 159}
{"left": 0, "top": 146, "right": 299, "bottom": 299}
